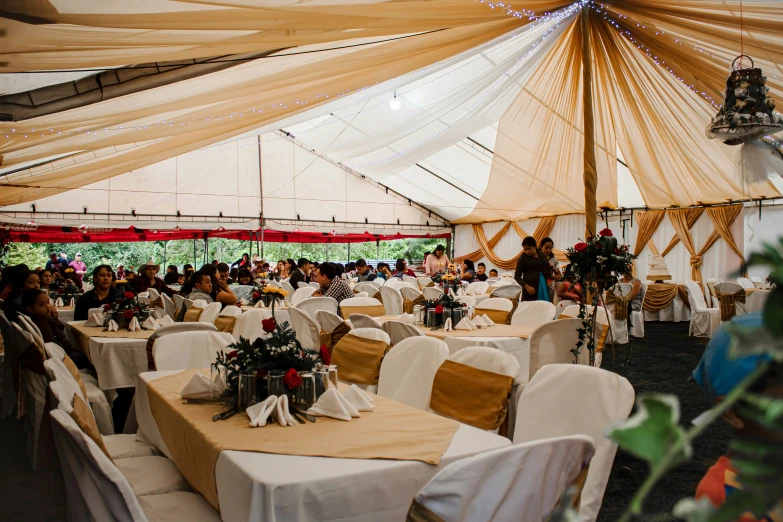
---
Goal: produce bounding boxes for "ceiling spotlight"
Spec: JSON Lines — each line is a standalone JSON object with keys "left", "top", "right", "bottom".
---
{"left": 389, "top": 92, "right": 401, "bottom": 111}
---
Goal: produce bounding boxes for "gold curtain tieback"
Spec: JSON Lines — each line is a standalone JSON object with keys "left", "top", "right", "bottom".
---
{"left": 690, "top": 256, "right": 702, "bottom": 269}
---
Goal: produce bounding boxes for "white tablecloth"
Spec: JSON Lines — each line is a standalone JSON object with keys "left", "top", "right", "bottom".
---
{"left": 641, "top": 283, "right": 691, "bottom": 322}
{"left": 56, "top": 308, "right": 74, "bottom": 324}
{"left": 136, "top": 371, "right": 510, "bottom": 522}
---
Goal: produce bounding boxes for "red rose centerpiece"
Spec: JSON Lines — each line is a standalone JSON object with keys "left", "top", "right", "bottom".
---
{"left": 103, "top": 289, "right": 144, "bottom": 330}
{"left": 261, "top": 317, "right": 277, "bottom": 333}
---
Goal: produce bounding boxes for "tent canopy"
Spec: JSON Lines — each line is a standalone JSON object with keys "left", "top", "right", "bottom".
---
{"left": 1, "top": 0, "right": 782, "bottom": 231}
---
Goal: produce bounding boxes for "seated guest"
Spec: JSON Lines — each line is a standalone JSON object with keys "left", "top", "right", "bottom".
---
{"left": 38, "top": 269, "right": 58, "bottom": 294}
{"left": 129, "top": 260, "right": 176, "bottom": 297}
{"left": 355, "top": 259, "right": 376, "bottom": 282}
{"left": 489, "top": 269, "right": 499, "bottom": 278}
{"left": 393, "top": 258, "right": 415, "bottom": 279}
{"left": 229, "top": 267, "right": 239, "bottom": 284}
{"left": 250, "top": 255, "right": 267, "bottom": 278}
{"left": 619, "top": 270, "right": 643, "bottom": 312}
{"left": 231, "top": 253, "right": 251, "bottom": 269}
{"left": 692, "top": 313, "right": 782, "bottom": 518}
{"left": 459, "top": 260, "right": 476, "bottom": 282}
{"left": 335, "top": 263, "right": 346, "bottom": 279}
{"left": 177, "top": 273, "right": 186, "bottom": 285}
{"left": 375, "top": 262, "right": 391, "bottom": 281}
{"left": 22, "top": 289, "right": 91, "bottom": 369}
{"left": 186, "top": 272, "right": 216, "bottom": 304}
{"left": 474, "top": 262, "right": 489, "bottom": 282}
{"left": 424, "top": 244, "right": 449, "bottom": 275}
{"left": 274, "top": 260, "right": 288, "bottom": 278}
{"left": 194, "top": 264, "right": 237, "bottom": 305}
{"left": 556, "top": 274, "right": 584, "bottom": 304}
{"left": 60, "top": 265, "right": 84, "bottom": 292}
{"left": 163, "top": 270, "right": 180, "bottom": 285}
{"left": 1, "top": 270, "right": 41, "bottom": 320}
{"left": 166, "top": 264, "right": 178, "bottom": 275}
{"left": 217, "top": 263, "right": 231, "bottom": 284}
{"left": 288, "top": 258, "right": 310, "bottom": 289}
{"left": 345, "top": 262, "right": 356, "bottom": 277}
{"left": 74, "top": 265, "right": 120, "bottom": 321}
{"left": 313, "top": 263, "right": 353, "bottom": 310}
{"left": 287, "top": 259, "right": 297, "bottom": 278}
{"left": 237, "top": 268, "right": 254, "bottom": 286}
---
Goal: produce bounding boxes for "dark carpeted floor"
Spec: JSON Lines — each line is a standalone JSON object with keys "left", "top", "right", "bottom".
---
{"left": 0, "top": 321, "right": 728, "bottom": 522}
{"left": 598, "top": 321, "right": 732, "bottom": 521}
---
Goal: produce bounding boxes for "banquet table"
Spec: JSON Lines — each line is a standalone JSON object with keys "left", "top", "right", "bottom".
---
{"left": 642, "top": 282, "right": 691, "bottom": 323}
{"left": 66, "top": 321, "right": 153, "bottom": 390}
{"left": 136, "top": 370, "right": 510, "bottom": 522}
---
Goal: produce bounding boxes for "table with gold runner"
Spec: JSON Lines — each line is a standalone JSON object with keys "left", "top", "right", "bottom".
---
{"left": 375, "top": 316, "right": 533, "bottom": 341}
{"left": 147, "top": 368, "right": 464, "bottom": 510}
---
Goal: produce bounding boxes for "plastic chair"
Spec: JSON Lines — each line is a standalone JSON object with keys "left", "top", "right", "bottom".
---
{"left": 423, "top": 286, "right": 445, "bottom": 301}
{"left": 510, "top": 301, "right": 555, "bottom": 328}
{"left": 466, "top": 281, "right": 489, "bottom": 296}
{"left": 316, "top": 310, "right": 346, "bottom": 334}
{"left": 198, "top": 302, "right": 222, "bottom": 324}
{"left": 218, "top": 305, "right": 243, "bottom": 317}
{"left": 295, "top": 297, "right": 339, "bottom": 326}
{"left": 402, "top": 275, "right": 419, "bottom": 287}
{"left": 377, "top": 337, "right": 449, "bottom": 410}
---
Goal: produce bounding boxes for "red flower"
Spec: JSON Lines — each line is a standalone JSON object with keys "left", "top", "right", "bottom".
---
{"left": 319, "top": 344, "right": 331, "bottom": 366}
{"left": 599, "top": 228, "right": 613, "bottom": 237}
{"left": 614, "top": 248, "right": 621, "bottom": 255}
{"left": 124, "top": 291, "right": 135, "bottom": 299}
{"left": 256, "top": 369, "right": 267, "bottom": 379}
{"left": 103, "top": 304, "right": 112, "bottom": 311}
{"left": 252, "top": 291, "right": 261, "bottom": 300}
{"left": 57, "top": 288, "right": 64, "bottom": 294}
{"left": 574, "top": 242, "right": 588, "bottom": 252}
{"left": 227, "top": 350, "right": 238, "bottom": 359}
{"left": 435, "top": 305, "right": 444, "bottom": 314}
{"left": 261, "top": 317, "right": 276, "bottom": 333}
{"left": 122, "top": 309, "right": 134, "bottom": 320}
{"left": 284, "top": 368, "right": 301, "bottom": 390}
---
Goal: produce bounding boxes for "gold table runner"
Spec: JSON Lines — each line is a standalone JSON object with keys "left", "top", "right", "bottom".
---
{"left": 642, "top": 283, "right": 689, "bottom": 312}
{"left": 147, "top": 369, "right": 460, "bottom": 510}
{"left": 69, "top": 323, "right": 154, "bottom": 358}
{"left": 375, "top": 316, "right": 533, "bottom": 339}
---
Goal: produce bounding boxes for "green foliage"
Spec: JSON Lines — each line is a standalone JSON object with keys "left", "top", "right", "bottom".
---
{"left": 5, "top": 241, "right": 49, "bottom": 267}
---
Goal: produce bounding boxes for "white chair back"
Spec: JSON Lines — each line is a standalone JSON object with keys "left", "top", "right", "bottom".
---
{"left": 349, "top": 327, "right": 391, "bottom": 344}
{"left": 315, "top": 310, "right": 346, "bottom": 333}
{"left": 295, "top": 297, "right": 339, "bottom": 326}
{"left": 354, "top": 291, "right": 369, "bottom": 298}
{"left": 354, "top": 282, "right": 379, "bottom": 296}
{"left": 280, "top": 281, "right": 296, "bottom": 297}
{"left": 198, "top": 302, "right": 222, "bottom": 324}
{"left": 510, "top": 301, "right": 555, "bottom": 328}
{"left": 514, "top": 365, "right": 635, "bottom": 522}
{"left": 685, "top": 280, "right": 709, "bottom": 311}
{"left": 411, "top": 435, "right": 595, "bottom": 522}
{"left": 146, "top": 288, "right": 161, "bottom": 303}
{"left": 467, "top": 281, "right": 489, "bottom": 296}
{"left": 423, "top": 286, "right": 445, "bottom": 301}
{"left": 381, "top": 320, "right": 424, "bottom": 345}
{"left": 490, "top": 284, "right": 522, "bottom": 300}
{"left": 378, "top": 285, "right": 404, "bottom": 315}
{"left": 289, "top": 307, "right": 321, "bottom": 350}
{"left": 308, "top": 282, "right": 321, "bottom": 289}
{"left": 399, "top": 286, "right": 424, "bottom": 303}
{"left": 291, "top": 286, "right": 317, "bottom": 306}
{"left": 173, "top": 294, "right": 185, "bottom": 311}
{"left": 416, "top": 277, "right": 433, "bottom": 289}
{"left": 528, "top": 319, "right": 588, "bottom": 380}
{"left": 716, "top": 281, "right": 743, "bottom": 294}
{"left": 218, "top": 305, "right": 243, "bottom": 317}
{"left": 232, "top": 309, "right": 282, "bottom": 342}
{"left": 297, "top": 282, "right": 309, "bottom": 289}
{"left": 554, "top": 299, "right": 576, "bottom": 319}
{"left": 153, "top": 331, "right": 235, "bottom": 371}
{"left": 402, "top": 275, "right": 419, "bottom": 287}
{"left": 383, "top": 278, "right": 408, "bottom": 290}
{"left": 348, "top": 314, "right": 383, "bottom": 330}
{"left": 161, "top": 294, "right": 177, "bottom": 319}
{"left": 267, "top": 280, "right": 282, "bottom": 289}
{"left": 449, "top": 345, "right": 521, "bottom": 382}
{"left": 377, "top": 337, "right": 449, "bottom": 410}
{"left": 475, "top": 297, "right": 513, "bottom": 312}
{"left": 746, "top": 289, "right": 770, "bottom": 313}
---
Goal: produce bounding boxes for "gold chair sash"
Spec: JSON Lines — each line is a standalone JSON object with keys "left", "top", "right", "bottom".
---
{"left": 406, "top": 499, "right": 446, "bottom": 522}
{"left": 403, "top": 295, "right": 426, "bottom": 314}
{"left": 429, "top": 360, "right": 514, "bottom": 431}
{"left": 340, "top": 305, "right": 386, "bottom": 319}
{"left": 71, "top": 394, "right": 113, "bottom": 462}
{"left": 183, "top": 306, "right": 203, "bottom": 322}
{"left": 476, "top": 309, "right": 510, "bottom": 325}
{"left": 62, "top": 354, "right": 88, "bottom": 401}
{"left": 716, "top": 289, "right": 746, "bottom": 321}
{"left": 331, "top": 335, "right": 391, "bottom": 385}
{"left": 559, "top": 317, "right": 609, "bottom": 353}
{"left": 213, "top": 315, "right": 236, "bottom": 333}
{"left": 320, "top": 321, "right": 352, "bottom": 353}
{"left": 605, "top": 292, "right": 628, "bottom": 321}
{"left": 151, "top": 297, "right": 164, "bottom": 309}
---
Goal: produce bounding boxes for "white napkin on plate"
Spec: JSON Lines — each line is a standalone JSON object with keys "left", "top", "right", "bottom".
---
{"left": 454, "top": 317, "right": 476, "bottom": 331}
{"left": 157, "top": 315, "right": 175, "bottom": 326}
{"left": 85, "top": 311, "right": 105, "bottom": 327}
{"left": 255, "top": 300, "right": 267, "bottom": 308}
{"left": 127, "top": 316, "right": 141, "bottom": 331}
{"left": 107, "top": 319, "right": 119, "bottom": 332}
{"left": 69, "top": 298, "right": 76, "bottom": 307}
{"left": 398, "top": 313, "right": 415, "bottom": 324}
{"left": 180, "top": 372, "right": 213, "bottom": 399}
{"left": 142, "top": 316, "right": 160, "bottom": 331}
{"left": 343, "top": 385, "right": 375, "bottom": 412}
{"left": 443, "top": 318, "right": 453, "bottom": 332}
{"left": 54, "top": 297, "right": 64, "bottom": 307}
{"left": 481, "top": 314, "right": 495, "bottom": 326}
{"left": 473, "top": 315, "right": 486, "bottom": 328}
{"left": 306, "top": 388, "right": 357, "bottom": 421}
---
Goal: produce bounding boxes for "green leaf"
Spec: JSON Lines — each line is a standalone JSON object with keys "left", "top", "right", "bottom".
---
{"left": 607, "top": 394, "right": 691, "bottom": 467}
{"left": 762, "top": 289, "right": 783, "bottom": 337}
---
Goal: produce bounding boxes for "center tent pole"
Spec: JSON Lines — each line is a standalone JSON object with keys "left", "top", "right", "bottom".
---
{"left": 581, "top": 6, "right": 598, "bottom": 238}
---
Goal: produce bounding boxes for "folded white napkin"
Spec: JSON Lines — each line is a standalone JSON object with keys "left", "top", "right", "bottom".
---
{"left": 85, "top": 311, "right": 105, "bottom": 327}
{"left": 482, "top": 314, "right": 496, "bottom": 326}
{"left": 127, "top": 316, "right": 141, "bottom": 332}
{"left": 457, "top": 287, "right": 466, "bottom": 297}
{"left": 343, "top": 385, "right": 375, "bottom": 412}
{"left": 69, "top": 298, "right": 76, "bottom": 307}
{"left": 142, "top": 316, "right": 160, "bottom": 331}
{"left": 157, "top": 315, "right": 175, "bottom": 326}
{"left": 473, "top": 315, "right": 486, "bottom": 328}
{"left": 107, "top": 319, "right": 119, "bottom": 332}
{"left": 54, "top": 297, "right": 64, "bottom": 307}
{"left": 255, "top": 300, "right": 267, "bottom": 308}
{"left": 240, "top": 298, "right": 249, "bottom": 306}
{"left": 283, "top": 300, "right": 292, "bottom": 307}
{"left": 247, "top": 394, "right": 298, "bottom": 427}
{"left": 180, "top": 372, "right": 213, "bottom": 399}
{"left": 136, "top": 292, "right": 150, "bottom": 305}
{"left": 398, "top": 313, "right": 415, "bottom": 324}
{"left": 454, "top": 317, "right": 476, "bottom": 331}
{"left": 443, "top": 318, "right": 453, "bottom": 332}
{"left": 307, "top": 388, "right": 357, "bottom": 421}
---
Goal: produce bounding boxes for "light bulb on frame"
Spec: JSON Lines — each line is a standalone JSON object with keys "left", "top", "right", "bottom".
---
{"left": 389, "top": 92, "right": 401, "bottom": 111}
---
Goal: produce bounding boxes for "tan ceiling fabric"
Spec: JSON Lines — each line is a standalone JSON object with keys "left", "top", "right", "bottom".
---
{"left": 0, "top": 0, "right": 568, "bottom": 71}
{"left": 0, "top": 20, "right": 522, "bottom": 205}
{"left": 661, "top": 208, "right": 703, "bottom": 257}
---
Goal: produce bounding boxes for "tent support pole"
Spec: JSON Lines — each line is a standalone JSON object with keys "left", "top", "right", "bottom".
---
{"left": 376, "top": 239, "right": 380, "bottom": 265}
{"left": 581, "top": 6, "right": 598, "bottom": 238}
{"left": 193, "top": 239, "right": 197, "bottom": 267}
{"left": 260, "top": 223, "right": 265, "bottom": 259}
{"left": 347, "top": 243, "right": 351, "bottom": 263}
{"left": 163, "top": 241, "right": 167, "bottom": 269}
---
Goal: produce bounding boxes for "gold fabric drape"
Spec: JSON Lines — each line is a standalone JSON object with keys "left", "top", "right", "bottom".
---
{"left": 642, "top": 283, "right": 689, "bottom": 312}
{"left": 703, "top": 204, "right": 745, "bottom": 264}
{"left": 661, "top": 208, "right": 703, "bottom": 257}
{"left": 464, "top": 217, "right": 560, "bottom": 270}
{"left": 667, "top": 208, "right": 704, "bottom": 282}
{"left": 472, "top": 224, "right": 523, "bottom": 270}
{"left": 453, "top": 222, "right": 511, "bottom": 264}
{"left": 633, "top": 210, "right": 665, "bottom": 257}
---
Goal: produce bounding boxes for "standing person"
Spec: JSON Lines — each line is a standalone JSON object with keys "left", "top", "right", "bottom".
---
{"left": 312, "top": 263, "right": 353, "bottom": 313}
{"left": 69, "top": 252, "right": 87, "bottom": 285}
{"left": 424, "top": 245, "right": 450, "bottom": 276}
{"left": 231, "top": 253, "right": 251, "bottom": 269}
{"left": 355, "top": 259, "right": 376, "bottom": 282}
{"left": 45, "top": 253, "right": 60, "bottom": 272}
{"left": 59, "top": 252, "right": 71, "bottom": 268}
{"left": 129, "top": 260, "right": 177, "bottom": 297}
{"left": 474, "top": 263, "right": 488, "bottom": 282}
{"left": 514, "top": 236, "right": 550, "bottom": 302}
{"left": 539, "top": 237, "right": 562, "bottom": 301}
{"left": 288, "top": 258, "right": 310, "bottom": 289}
{"left": 74, "top": 265, "right": 121, "bottom": 321}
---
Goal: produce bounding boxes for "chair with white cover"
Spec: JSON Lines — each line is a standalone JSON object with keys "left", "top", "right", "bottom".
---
{"left": 475, "top": 297, "right": 514, "bottom": 324}
{"left": 737, "top": 277, "right": 755, "bottom": 289}
{"left": 466, "top": 281, "right": 489, "bottom": 296}
{"left": 173, "top": 294, "right": 185, "bottom": 311}
{"left": 152, "top": 331, "right": 235, "bottom": 371}
{"left": 402, "top": 275, "right": 419, "bottom": 287}
{"left": 339, "top": 297, "right": 385, "bottom": 319}
{"left": 232, "top": 309, "right": 274, "bottom": 342}
{"left": 510, "top": 301, "right": 555, "bottom": 328}
{"left": 379, "top": 285, "right": 404, "bottom": 316}
{"left": 377, "top": 337, "right": 448, "bottom": 410}
{"left": 49, "top": 407, "right": 219, "bottom": 522}
{"left": 554, "top": 299, "right": 576, "bottom": 320}
{"left": 218, "top": 305, "right": 243, "bottom": 317}
{"left": 381, "top": 320, "right": 424, "bottom": 345}
{"left": 331, "top": 328, "right": 391, "bottom": 393}
{"left": 528, "top": 319, "right": 588, "bottom": 381}
{"left": 705, "top": 278, "right": 723, "bottom": 308}
{"left": 750, "top": 276, "right": 764, "bottom": 288}
{"left": 746, "top": 289, "right": 770, "bottom": 313}
{"left": 450, "top": 346, "right": 520, "bottom": 382}
{"left": 383, "top": 278, "right": 409, "bottom": 291}
{"left": 296, "top": 281, "right": 308, "bottom": 289}
{"left": 715, "top": 281, "right": 748, "bottom": 317}
{"left": 485, "top": 277, "right": 500, "bottom": 285}
{"left": 514, "top": 364, "right": 635, "bottom": 522}
{"left": 316, "top": 310, "right": 346, "bottom": 334}
{"left": 685, "top": 281, "right": 720, "bottom": 338}
{"left": 353, "top": 282, "right": 379, "bottom": 297}
{"left": 280, "top": 280, "right": 296, "bottom": 297}
{"left": 354, "top": 291, "right": 369, "bottom": 298}
{"left": 489, "top": 284, "right": 522, "bottom": 301}
{"left": 296, "top": 297, "right": 339, "bottom": 325}
{"left": 417, "top": 276, "right": 433, "bottom": 289}
{"left": 197, "top": 302, "right": 222, "bottom": 324}
{"left": 0, "top": 310, "right": 27, "bottom": 418}
{"left": 289, "top": 307, "right": 321, "bottom": 350}
{"left": 423, "top": 286, "right": 444, "bottom": 301}
{"left": 407, "top": 435, "right": 595, "bottom": 522}
{"left": 161, "top": 294, "right": 177, "bottom": 319}
{"left": 267, "top": 280, "right": 282, "bottom": 289}
{"left": 309, "top": 282, "right": 321, "bottom": 289}
{"left": 348, "top": 314, "right": 383, "bottom": 330}
{"left": 291, "top": 286, "right": 317, "bottom": 306}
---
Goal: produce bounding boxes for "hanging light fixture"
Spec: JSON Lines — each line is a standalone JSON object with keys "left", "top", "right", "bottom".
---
{"left": 389, "top": 92, "right": 401, "bottom": 111}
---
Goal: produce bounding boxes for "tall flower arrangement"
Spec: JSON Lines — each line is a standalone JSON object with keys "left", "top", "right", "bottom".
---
{"left": 565, "top": 228, "right": 635, "bottom": 365}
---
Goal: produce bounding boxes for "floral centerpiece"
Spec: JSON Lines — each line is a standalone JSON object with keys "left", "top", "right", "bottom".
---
{"left": 103, "top": 291, "right": 146, "bottom": 329}
{"left": 565, "top": 228, "right": 635, "bottom": 365}
{"left": 56, "top": 277, "right": 82, "bottom": 303}
{"left": 250, "top": 285, "right": 287, "bottom": 307}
